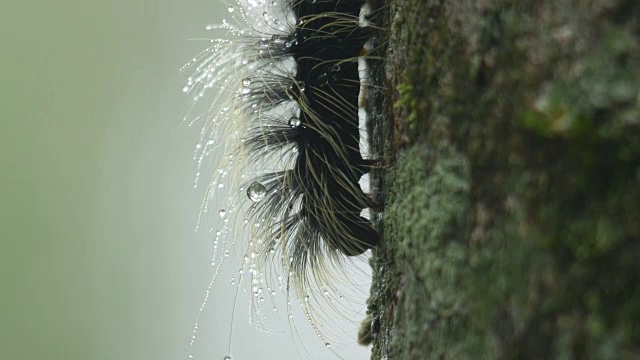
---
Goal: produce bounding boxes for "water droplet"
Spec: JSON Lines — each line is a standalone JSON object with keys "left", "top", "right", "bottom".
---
{"left": 330, "top": 64, "right": 341, "bottom": 72}
{"left": 218, "top": 209, "right": 226, "bottom": 218}
{"left": 247, "top": 182, "right": 266, "bottom": 202}
{"left": 284, "top": 36, "right": 298, "bottom": 48}
{"left": 242, "top": 78, "right": 251, "bottom": 86}
{"left": 325, "top": 343, "right": 331, "bottom": 348}
{"left": 271, "top": 35, "right": 286, "bottom": 45}
{"left": 288, "top": 117, "right": 301, "bottom": 128}
{"left": 317, "top": 72, "right": 329, "bottom": 86}
{"left": 287, "top": 81, "right": 306, "bottom": 99}
{"left": 241, "top": 87, "right": 250, "bottom": 95}
{"left": 227, "top": 6, "right": 234, "bottom": 12}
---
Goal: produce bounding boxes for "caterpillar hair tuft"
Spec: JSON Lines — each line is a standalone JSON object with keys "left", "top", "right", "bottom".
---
{"left": 182, "top": 0, "right": 386, "bottom": 356}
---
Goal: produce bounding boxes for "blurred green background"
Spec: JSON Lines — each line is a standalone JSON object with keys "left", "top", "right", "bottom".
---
{"left": 0, "top": 1, "right": 216, "bottom": 359}
{"left": 0, "top": 1, "right": 368, "bottom": 359}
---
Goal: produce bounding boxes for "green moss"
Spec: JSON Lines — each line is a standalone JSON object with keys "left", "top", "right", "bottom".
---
{"left": 371, "top": 143, "right": 472, "bottom": 359}
{"left": 394, "top": 84, "right": 419, "bottom": 137}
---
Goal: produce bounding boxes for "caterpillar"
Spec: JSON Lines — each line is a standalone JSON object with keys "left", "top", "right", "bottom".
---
{"left": 182, "top": 0, "right": 384, "bottom": 357}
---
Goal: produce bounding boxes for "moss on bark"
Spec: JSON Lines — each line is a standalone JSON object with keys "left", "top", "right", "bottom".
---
{"left": 367, "top": 0, "right": 640, "bottom": 358}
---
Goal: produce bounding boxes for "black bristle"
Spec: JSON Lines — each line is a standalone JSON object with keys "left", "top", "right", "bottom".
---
{"left": 240, "top": 0, "right": 380, "bottom": 272}
{"left": 185, "top": 1, "right": 383, "bottom": 353}
{"left": 184, "top": 0, "right": 382, "bottom": 356}
{"left": 241, "top": 0, "right": 379, "bottom": 264}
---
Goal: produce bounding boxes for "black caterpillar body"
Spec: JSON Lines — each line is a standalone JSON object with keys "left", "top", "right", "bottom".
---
{"left": 184, "top": 0, "right": 382, "bottom": 356}
{"left": 235, "top": 0, "right": 380, "bottom": 293}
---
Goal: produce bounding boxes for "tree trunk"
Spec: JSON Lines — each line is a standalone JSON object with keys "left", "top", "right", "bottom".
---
{"left": 367, "top": 0, "right": 640, "bottom": 359}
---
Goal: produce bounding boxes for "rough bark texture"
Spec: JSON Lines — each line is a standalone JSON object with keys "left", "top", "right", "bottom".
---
{"left": 366, "top": 0, "right": 640, "bottom": 359}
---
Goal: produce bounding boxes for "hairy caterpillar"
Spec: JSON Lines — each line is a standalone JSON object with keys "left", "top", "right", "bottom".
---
{"left": 182, "top": 0, "right": 384, "bottom": 357}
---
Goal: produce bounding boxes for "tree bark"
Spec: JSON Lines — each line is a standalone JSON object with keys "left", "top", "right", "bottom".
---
{"left": 367, "top": 0, "right": 640, "bottom": 359}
